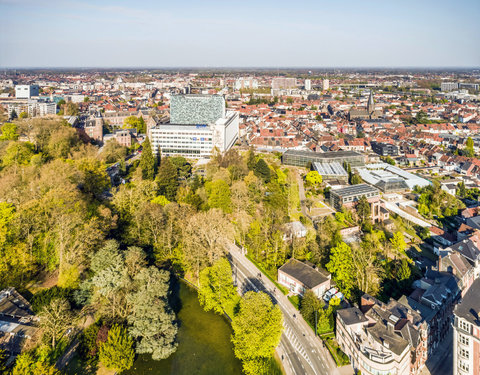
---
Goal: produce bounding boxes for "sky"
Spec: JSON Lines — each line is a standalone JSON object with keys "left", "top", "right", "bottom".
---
{"left": 0, "top": 0, "right": 479, "bottom": 68}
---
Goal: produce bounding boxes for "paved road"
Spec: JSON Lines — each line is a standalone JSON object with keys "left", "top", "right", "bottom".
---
{"left": 228, "top": 244, "right": 342, "bottom": 375}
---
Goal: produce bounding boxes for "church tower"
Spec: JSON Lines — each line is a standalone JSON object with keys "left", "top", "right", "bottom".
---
{"left": 367, "top": 91, "right": 375, "bottom": 115}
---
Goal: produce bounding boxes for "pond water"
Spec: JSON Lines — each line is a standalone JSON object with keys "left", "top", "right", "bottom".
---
{"left": 123, "top": 281, "right": 243, "bottom": 375}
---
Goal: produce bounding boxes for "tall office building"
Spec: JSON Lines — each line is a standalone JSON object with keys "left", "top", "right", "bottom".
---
{"left": 322, "top": 79, "right": 329, "bottom": 91}
{"left": 150, "top": 94, "right": 238, "bottom": 158}
{"left": 272, "top": 77, "right": 296, "bottom": 90}
{"left": 452, "top": 279, "right": 480, "bottom": 375}
{"left": 441, "top": 82, "right": 459, "bottom": 92}
{"left": 15, "top": 85, "right": 39, "bottom": 99}
{"left": 170, "top": 94, "right": 225, "bottom": 125}
{"left": 305, "top": 79, "right": 311, "bottom": 91}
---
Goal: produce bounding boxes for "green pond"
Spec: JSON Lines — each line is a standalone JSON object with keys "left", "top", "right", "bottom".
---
{"left": 123, "top": 281, "right": 243, "bottom": 375}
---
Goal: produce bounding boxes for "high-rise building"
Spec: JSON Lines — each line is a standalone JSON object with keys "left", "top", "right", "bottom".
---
{"left": 15, "top": 84, "right": 39, "bottom": 99}
{"left": 452, "top": 278, "right": 480, "bottom": 375}
{"left": 150, "top": 94, "right": 238, "bottom": 158}
{"left": 441, "top": 82, "right": 459, "bottom": 92}
{"left": 322, "top": 79, "right": 329, "bottom": 91}
{"left": 305, "top": 79, "right": 311, "bottom": 91}
{"left": 170, "top": 94, "right": 225, "bottom": 125}
{"left": 271, "top": 77, "right": 296, "bottom": 90}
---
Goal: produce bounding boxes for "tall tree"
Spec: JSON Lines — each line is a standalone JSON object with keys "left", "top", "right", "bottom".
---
{"left": 139, "top": 137, "right": 156, "bottom": 180}
{"left": 99, "top": 324, "right": 135, "bottom": 372}
{"left": 390, "top": 231, "right": 407, "bottom": 254}
{"left": 38, "top": 298, "right": 74, "bottom": 349}
{"left": 465, "top": 137, "right": 475, "bottom": 157}
{"left": 326, "top": 242, "right": 355, "bottom": 298}
{"left": 356, "top": 195, "right": 371, "bottom": 224}
{"left": 198, "top": 258, "right": 237, "bottom": 314}
{"left": 246, "top": 147, "right": 256, "bottom": 170}
{"left": 156, "top": 157, "right": 178, "bottom": 200}
{"left": 254, "top": 159, "right": 271, "bottom": 182}
{"left": 231, "top": 291, "right": 283, "bottom": 375}
{"left": 205, "top": 179, "right": 232, "bottom": 213}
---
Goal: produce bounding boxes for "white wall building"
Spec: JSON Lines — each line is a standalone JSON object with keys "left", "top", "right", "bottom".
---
{"left": 15, "top": 85, "right": 39, "bottom": 99}
{"left": 150, "top": 111, "right": 239, "bottom": 158}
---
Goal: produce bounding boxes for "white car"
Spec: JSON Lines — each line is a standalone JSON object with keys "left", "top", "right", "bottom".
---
{"left": 323, "top": 287, "right": 338, "bottom": 302}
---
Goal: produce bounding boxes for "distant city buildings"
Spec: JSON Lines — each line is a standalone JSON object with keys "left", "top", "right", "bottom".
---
{"left": 282, "top": 150, "right": 365, "bottom": 168}
{"left": 371, "top": 141, "right": 399, "bottom": 156}
{"left": 305, "top": 79, "right": 311, "bottom": 91}
{"left": 234, "top": 77, "right": 258, "bottom": 90}
{"left": 271, "top": 77, "right": 296, "bottom": 90}
{"left": 322, "top": 79, "right": 329, "bottom": 91}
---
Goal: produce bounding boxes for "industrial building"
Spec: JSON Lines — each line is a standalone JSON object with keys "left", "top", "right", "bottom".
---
{"left": 357, "top": 163, "right": 430, "bottom": 192}
{"left": 282, "top": 150, "right": 365, "bottom": 168}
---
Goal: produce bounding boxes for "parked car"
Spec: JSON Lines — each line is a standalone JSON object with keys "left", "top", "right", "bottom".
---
{"left": 323, "top": 287, "right": 338, "bottom": 302}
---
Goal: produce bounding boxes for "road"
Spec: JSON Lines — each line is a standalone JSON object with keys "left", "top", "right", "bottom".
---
{"left": 228, "top": 244, "right": 342, "bottom": 375}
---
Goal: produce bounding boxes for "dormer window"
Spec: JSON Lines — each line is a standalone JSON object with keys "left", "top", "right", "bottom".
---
{"left": 458, "top": 319, "right": 471, "bottom": 333}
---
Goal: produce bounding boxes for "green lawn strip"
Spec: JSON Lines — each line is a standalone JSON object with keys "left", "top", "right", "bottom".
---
{"left": 245, "top": 255, "right": 289, "bottom": 295}
{"left": 287, "top": 295, "right": 300, "bottom": 310}
{"left": 320, "top": 333, "right": 350, "bottom": 367}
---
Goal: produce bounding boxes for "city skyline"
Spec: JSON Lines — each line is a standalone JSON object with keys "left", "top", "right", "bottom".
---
{"left": 1, "top": 0, "right": 479, "bottom": 68}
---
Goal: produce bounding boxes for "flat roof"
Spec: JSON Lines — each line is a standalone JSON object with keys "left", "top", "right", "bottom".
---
{"left": 331, "top": 183, "right": 379, "bottom": 197}
{"left": 283, "top": 150, "right": 363, "bottom": 158}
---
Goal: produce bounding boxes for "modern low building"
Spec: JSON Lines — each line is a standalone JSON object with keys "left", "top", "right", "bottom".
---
{"left": 329, "top": 184, "right": 383, "bottom": 222}
{"left": 312, "top": 162, "right": 348, "bottom": 182}
{"left": 150, "top": 95, "right": 239, "bottom": 158}
{"left": 282, "top": 150, "right": 365, "bottom": 168}
{"left": 452, "top": 278, "right": 480, "bottom": 375}
{"left": 15, "top": 84, "right": 39, "bottom": 99}
{"left": 278, "top": 259, "right": 331, "bottom": 298}
{"left": 357, "top": 163, "right": 430, "bottom": 192}
{"left": 371, "top": 142, "right": 399, "bottom": 156}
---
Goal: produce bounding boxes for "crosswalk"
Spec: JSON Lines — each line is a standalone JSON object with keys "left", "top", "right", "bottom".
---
{"left": 283, "top": 323, "right": 314, "bottom": 369}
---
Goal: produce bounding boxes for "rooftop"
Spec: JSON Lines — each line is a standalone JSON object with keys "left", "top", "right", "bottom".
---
{"left": 278, "top": 259, "right": 330, "bottom": 289}
{"left": 455, "top": 278, "right": 480, "bottom": 326}
{"left": 331, "top": 183, "right": 379, "bottom": 197}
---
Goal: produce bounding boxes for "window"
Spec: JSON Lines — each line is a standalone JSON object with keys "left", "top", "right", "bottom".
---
{"left": 459, "top": 360, "right": 469, "bottom": 372}
{"left": 459, "top": 347, "right": 469, "bottom": 359}
{"left": 459, "top": 319, "right": 471, "bottom": 333}
{"left": 459, "top": 334, "right": 469, "bottom": 346}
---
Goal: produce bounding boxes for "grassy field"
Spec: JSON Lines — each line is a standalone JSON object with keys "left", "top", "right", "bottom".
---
{"left": 321, "top": 333, "right": 350, "bottom": 367}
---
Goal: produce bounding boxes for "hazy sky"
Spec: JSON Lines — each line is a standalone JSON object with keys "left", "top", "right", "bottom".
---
{"left": 1, "top": 0, "right": 479, "bottom": 68}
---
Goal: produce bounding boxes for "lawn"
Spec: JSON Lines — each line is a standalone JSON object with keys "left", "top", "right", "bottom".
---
{"left": 321, "top": 333, "right": 350, "bottom": 367}
{"left": 288, "top": 295, "right": 300, "bottom": 310}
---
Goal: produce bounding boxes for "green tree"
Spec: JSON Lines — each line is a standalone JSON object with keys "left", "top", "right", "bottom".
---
{"left": 246, "top": 147, "right": 256, "bottom": 170}
{"left": 390, "top": 231, "right": 407, "bottom": 254}
{"left": 12, "top": 353, "right": 61, "bottom": 375}
{"left": 1, "top": 141, "right": 34, "bottom": 167}
{"left": 19, "top": 111, "right": 28, "bottom": 118}
{"left": 123, "top": 116, "right": 146, "bottom": 133}
{"left": 350, "top": 173, "right": 362, "bottom": 185}
{"left": 396, "top": 258, "right": 411, "bottom": 281}
{"left": 231, "top": 291, "right": 283, "bottom": 375}
{"left": 326, "top": 242, "right": 355, "bottom": 298}
{"left": 76, "top": 158, "right": 110, "bottom": 197}
{"left": 99, "top": 324, "right": 135, "bottom": 372}
{"left": 356, "top": 195, "right": 371, "bottom": 224}
{"left": 0, "top": 122, "right": 19, "bottom": 140}
{"left": 0, "top": 348, "right": 6, "bottom": 373}
{"left": 465, "top": 137, "right": 475, "bottom": 157}
{"left": 38, "top": 297, "right": 74, "bottom": 349}
{"left": 127, "top": 267, "right": 178, "bottom": 360}
{"left": 139, "top": 137, "right": 156, "bottom": 180}
{"left": 299, "top": 289, "right": 322, "bottom": 327}
{"left": 305, "top": 171, "right": 322, "bottom": 186}
{"left": 198, "top": 258, "right": 237, "bottom": 314}
{"left": 156, "top": 157, "right": 178, "bottom": 200}
{"left": 205, "top": 179, "right": 232, "bottom": 213}
{"left": 254, "top": 158, "right": 271, "bottom": 182}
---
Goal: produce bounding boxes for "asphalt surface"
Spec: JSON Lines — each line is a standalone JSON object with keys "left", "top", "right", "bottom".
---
{"left": 228, "top": 244, "right": 342, "bottom": 375}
